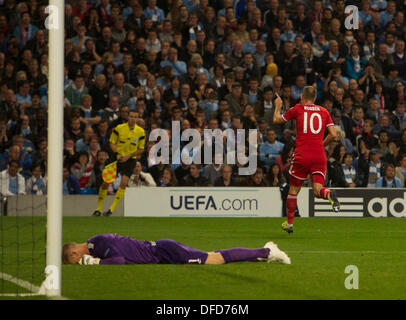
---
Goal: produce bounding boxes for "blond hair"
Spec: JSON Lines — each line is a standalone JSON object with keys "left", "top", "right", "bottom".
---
{"left": 62, "top": 242, "right": 76, "bottom": 264}
{"left": 302, "top": 86, "right": 317, "bottom": 101}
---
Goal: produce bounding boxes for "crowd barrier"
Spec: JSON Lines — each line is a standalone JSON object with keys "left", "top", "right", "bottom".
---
{"left": 2, "top": 188, "right": 406, "bottom": 217}
{"left": 3, "top": 195, "right": 124, "bottom": 216}
{"left": 124, "top": 187, "right": 308, "bottom": 217}
{"left": 124, "top": 187, "right": 406, "bottom": 218}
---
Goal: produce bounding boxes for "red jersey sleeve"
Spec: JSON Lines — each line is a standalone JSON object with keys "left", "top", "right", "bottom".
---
{"left": 282, "top": 105, "right": 298, "bottom": 122}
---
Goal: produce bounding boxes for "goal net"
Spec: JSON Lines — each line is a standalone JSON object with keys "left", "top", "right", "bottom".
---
{"left": 0, "top": 195, "right": 47, "bottom": 297}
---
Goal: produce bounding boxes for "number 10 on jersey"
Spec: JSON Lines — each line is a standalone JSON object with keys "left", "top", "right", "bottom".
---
{"left": 303, "top": 112, "right": 322, "bottom": 134}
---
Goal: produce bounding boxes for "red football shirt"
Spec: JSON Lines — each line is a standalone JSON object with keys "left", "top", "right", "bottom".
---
{"left": 282, "top": 104, "right": 334, "bottom": 160}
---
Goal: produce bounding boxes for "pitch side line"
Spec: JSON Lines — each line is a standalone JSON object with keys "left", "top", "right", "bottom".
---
{"left": 288, "top": 251, "right": 406, "bottom": 254}
{"left": 0, "top": 272, "right": 68, "bottom": 299}
{"left": 0, "top": 272, "right": 40, "bottom": 293}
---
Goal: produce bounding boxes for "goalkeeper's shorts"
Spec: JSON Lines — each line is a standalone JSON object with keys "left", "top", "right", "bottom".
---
{"left": 154, "top": 239, "right": 208, "bottom": 264}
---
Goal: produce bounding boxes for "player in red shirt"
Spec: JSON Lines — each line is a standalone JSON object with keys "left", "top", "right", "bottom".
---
{"left": 273, "top": 86, "right": 340, "bottom": 234}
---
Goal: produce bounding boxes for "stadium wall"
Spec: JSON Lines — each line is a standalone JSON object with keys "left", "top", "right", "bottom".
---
{"left": 3, "top": 195, "right": 124, "bottom": 217}
{"left": 124, "top": 187, "right": 406, "bottom": 218}
{"left": 3, "top": 188, "right": 406, "bottom": 217}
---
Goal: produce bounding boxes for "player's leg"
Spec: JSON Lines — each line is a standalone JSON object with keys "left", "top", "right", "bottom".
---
{"left": 212, "top": 241, "right": 291, "bottom": 264}
{"left": 93, "top": 181, "right": 109, "bottom": 216}
{"left": 104, "top": 160, "right": 135, "bottom": 216}
{"left": 312, "top": 173, "right": 340, "bottom": 213}
{"left": 155, "top": 239, "right": 290, "bottom": 265}
{"left": 282, "top": 176, "right": 303, "bottom": 233}
{"left": 105, "top": 175, "right": 129, "bottom": 216}
{"left": 283, "top": 158, "right": 309, "bottom": 233}
{"left": 213, "top": 248, "right": 269, "bottom": 263}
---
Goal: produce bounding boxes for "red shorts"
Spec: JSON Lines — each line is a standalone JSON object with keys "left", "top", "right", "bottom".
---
{"left": 289, "top": 154, "right": 326, "bottom": 186}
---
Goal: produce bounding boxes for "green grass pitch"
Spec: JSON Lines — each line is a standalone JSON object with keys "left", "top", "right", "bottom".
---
{"left": 1, "top": 216, "right": 406, "bottom": 299}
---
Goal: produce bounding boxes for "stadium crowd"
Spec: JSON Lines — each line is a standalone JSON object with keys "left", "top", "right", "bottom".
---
{"left": 0, "top": 0, "right": 406, "bottom": 196}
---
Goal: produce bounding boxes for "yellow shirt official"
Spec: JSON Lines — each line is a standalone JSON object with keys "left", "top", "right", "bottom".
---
{"left": 109, "top": 123, "right": 145, "bottom": 158}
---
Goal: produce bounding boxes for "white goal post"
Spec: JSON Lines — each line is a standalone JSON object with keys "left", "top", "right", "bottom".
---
{"left": 44, "top": 0, "right": 64, "bottom": 297}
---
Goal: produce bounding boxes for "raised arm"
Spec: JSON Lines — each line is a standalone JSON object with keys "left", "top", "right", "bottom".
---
{"left": 273, "top": 93, "right": 285, "bottom": 124}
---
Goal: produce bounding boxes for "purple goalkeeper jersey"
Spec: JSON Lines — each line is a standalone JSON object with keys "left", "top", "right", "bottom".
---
{"left": 87, "top": 233, "right": 161, "bottom": 265}
{"left": 87, "top": 233, "right": 209, "bottom": 265}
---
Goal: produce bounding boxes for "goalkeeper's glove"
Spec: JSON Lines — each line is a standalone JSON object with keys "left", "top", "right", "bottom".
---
{"left": 79, "top": 254, "right": 101, "bottom": 265}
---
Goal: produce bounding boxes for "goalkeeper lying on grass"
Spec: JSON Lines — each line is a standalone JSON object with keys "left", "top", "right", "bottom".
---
{"left": 62, "top": 233, "right": 291, "bottom": 265}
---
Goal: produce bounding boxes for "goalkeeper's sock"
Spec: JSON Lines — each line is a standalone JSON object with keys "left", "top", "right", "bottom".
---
{"left": 96, "top": 187, "right": 108, "bottom": 211}
{"left": 318, "top": 187, "right": 331, "bottom": 200}
{"left": 215, "top": 248, "right": 269, "bottom": 263}
{"left": 286, "top": 193, "right": 297, "bottom": 225}
{"left": 109, "top": 187, "right": 126, "bottom": 212}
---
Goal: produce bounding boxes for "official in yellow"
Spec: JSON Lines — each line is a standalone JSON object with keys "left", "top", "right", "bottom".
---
{"left": 93, "top": 110, "right": 145, "bottom": 216}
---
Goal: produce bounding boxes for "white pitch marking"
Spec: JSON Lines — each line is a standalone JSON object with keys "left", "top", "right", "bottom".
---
{"left": 288, "top": 251, "right": 406, "bottom": 254}
{"left": 314, "top": 211, "right": 364, "bottom": 217}
{"left": 315, "top": 204, "right": 363, "bottom": 210}
{"left": 0, "top": 272, "right": 68, "bottom": 299}
{"left": 314, "top": 197, "right": 363, "bottom": 203}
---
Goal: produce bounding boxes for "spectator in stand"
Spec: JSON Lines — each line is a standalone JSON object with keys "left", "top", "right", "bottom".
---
{"left": 345, "top": 44, "right": 367, "bottom": 80}
{"left": 0, "top": 143, "right": 32, "bottom": 176}
{"left": 87, "top": 135, "right": 100, "bottom": 165}
{"left": 89, "top": 74, "right": 109, "bottom": 111}
{"left": 202, "top": 159, "right": 222, "bottom": 187}
{"left": 128, "top": 160, "right": 156, "bottom": 187}
{"left": 26, "top": 163, "right": 47, "bottom": 195}
{"left": 65, "top": 74, "right": 89, "bottom": 108}
{"left": 382, "top": 65, "right": 403, "bottom": 99}
{"left": 92, "top": 149, "right": 109, "bottom": 190}
{"left": 160, "top": 47, "right": 187, "bottom": 77}
{"left": 13, "top": 12, "right": 38, "bottom": 49}
{"left": 391, "top": 101, "right": 406, "bottom": 132}
{"left": 267, "top": 163, "right": 286, "bottom": 187}
{"left": 372, "top": 114, "right": 399, "bottom": 139}
{"left": 376, "top": 129, "right": 390, "bottom": 157}
{"left": 63, "top": 163, "right": 81, "bottom": 195}
{"left": 79, "top": 94, "right": 101, "bottom": 126}
{"left": 275, "top": 142, "right": 293, "bottom": 173}
{"left": 395, "top": 154, "right": 406, "bottom": 187}
{"left": 363, "top": 31, "right": 377, "bottom": 61}
{"left": 369, "top": 43, "right": 394, "bottom": 81}
{"left": 318, "top": 40, "right": 346, "bottom": 78}
{"left": 275, "top": 40, "right": 305, "bottom": 85}
{"left": 383, "top": 139, "right": 401, "bottom": 166}
{"left": 341, "top": 153, "right": 358, "bottom": 188}
{"left": 393, "top": 40, "right": 406, "bottom": 80}
{"left": 109, "top": 72, "right": 135, "bottom": 107}
{"left": 102, "top": 95, "right": 120, "bottom": 125}
{"left": 399, "top": 129, "right": 406, "bottom": 155}
{"left": 15, "top": 80, "right": 32, "bottom": 109}
{"left": 159, "top": 167, "right": 178, "bottom": 187}
{"left": 75, "top": 126, "right": 94, "bottom": 153}
{"left": 182, "top": 164, "right": 209, "bottom": 186}
{"left": 393, "top": 83, "right": 406, "bottom": 108}
{"left": 214, "top": 164, "right": 237, "bottom": 187}
{"left": 245, "top": 167, "right": 268, "bottom": 187}
{"left": 365, "top": 97, "right": 382, "bottom": 124}
{"left": 70, "top": 150, "right": 96, "bottom": 191}
{"left": 358, "top": 148, "right": 383, "bottom": 188}
{"left": 356, "top": 119, "right": 379, "bottom": 154}
{"left": 0, "top": 159, "right": 26, "bottom": 196}
{"left": 327, "top": 143, "right": 348, "bottom": 187}
{"left": 376, "top": 163, "right": 402, "bottom": 188}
